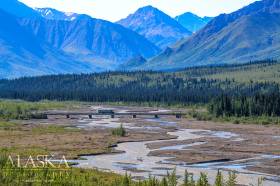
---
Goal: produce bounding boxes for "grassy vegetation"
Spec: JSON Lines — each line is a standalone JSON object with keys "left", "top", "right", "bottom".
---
{"left": 111, "top": 124, "right": 127, "bottom": 137}
{"left": 0, "top": 100, "right": 78, "bottom": 120}
{"left": 31, "top": 125, "right": 80, "bottom": 134}
{"left": 103, "top": 101, "right": 205, "bottom": 109}
{"left": 0, "top": 120, "right": 115, "bottom": 159}
{"left": 0, "top": 121, "right": 17, "bottom": 128}
{"left": 189, "top": 109, "right": 280, "bottom": 125}
{"left": 201, "top": 61, "right": 280, "bottom": 83}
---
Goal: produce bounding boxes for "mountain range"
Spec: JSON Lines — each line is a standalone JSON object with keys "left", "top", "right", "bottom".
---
{"left": 140, "top": 0, "right": 280, "bottom": 70}
{"left": 0, "top": 0, "right": 280, "bottom": 78}
{"left": 117, "top": 6, "right": 192, "bottom": 49}
{"left": 0, "top": 0, "right": 160, "bottom": 78}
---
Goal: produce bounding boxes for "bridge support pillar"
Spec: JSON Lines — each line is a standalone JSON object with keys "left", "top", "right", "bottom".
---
{"left": 176, "top": 114, "right": 182, "bottom": 119}
{"left": 89, "top": 115, "right": 92, "bottom": 119}
{"left": 43, "top": 114, "right": 48, "bottom": 119}
{"left": 111, "top": 115, "right": 115, "bottom": 118}
{"left": 154, "top": 115, "right": 159, "bottom": 119}
{"left": 66, "top": 115, "right": 70, "bottom": 119}
{"left": 133, "top": 115, "right": 137, "bottom": 118}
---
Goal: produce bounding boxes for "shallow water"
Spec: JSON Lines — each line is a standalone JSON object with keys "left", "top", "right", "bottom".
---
{"left": 74, "top": 114, "right": 280, "bottom": 185}
{"left": 158, "top": 142, "right": 206, "bottom": 151}
{"left": 145, "top": 118, "right": 177, "bottom": 127}
{"left": 78, "top": 117, "right": 164, "bottom": 132}
{"left": 198, "top": 130, "right": 239, "bottom": 139}
{"left": 75, "top": 129, "right": 205, "bottom": 179}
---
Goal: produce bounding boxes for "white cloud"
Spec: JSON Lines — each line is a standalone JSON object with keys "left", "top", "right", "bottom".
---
{"left": 20, "top": 0, "right": 257, "bottom": 22}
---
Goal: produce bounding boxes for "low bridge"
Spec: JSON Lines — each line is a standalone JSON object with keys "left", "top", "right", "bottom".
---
{"left": 43, "top": 112, "right": 184, "bottom": 119}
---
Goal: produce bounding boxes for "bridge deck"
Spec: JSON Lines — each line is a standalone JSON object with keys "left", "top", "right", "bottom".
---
{"left": 44, "top": 112, "right": 183, "bottom": 116}
{"left": 41, "top": 111, "right": 185, "bottom": 119}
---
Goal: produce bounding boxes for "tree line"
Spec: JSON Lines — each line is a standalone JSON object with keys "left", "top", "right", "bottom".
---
{"left": 0, "top": 73, "right": 279, "bottom": 104}
{"left": 208, "top": 93, "right": 280, "bottom": 117}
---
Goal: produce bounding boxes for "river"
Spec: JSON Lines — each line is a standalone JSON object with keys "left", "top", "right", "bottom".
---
{"left": 73, "top": 109, "right": 280, "bottom": 186}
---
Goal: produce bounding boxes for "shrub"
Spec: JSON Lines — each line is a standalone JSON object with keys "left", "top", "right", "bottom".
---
{"left": 233, "top": 119, "right": 240, "bottom": 124}
{"left": 111, "top": 124, "right": 126, "bottom": 137}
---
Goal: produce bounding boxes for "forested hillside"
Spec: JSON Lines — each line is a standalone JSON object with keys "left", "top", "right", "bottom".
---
{"left": 0, "top": 61, "right": 279, "bottom": 105}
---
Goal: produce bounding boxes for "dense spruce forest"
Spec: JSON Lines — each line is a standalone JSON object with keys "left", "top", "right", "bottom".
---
{"left": 0, "top": 60, "right": 280, "bottom": 116}
{"left": 0, "top": 73, "right": 279, "bottom": 103}
{"left": 209, "top": 94, "right": 280, "bottom": 117}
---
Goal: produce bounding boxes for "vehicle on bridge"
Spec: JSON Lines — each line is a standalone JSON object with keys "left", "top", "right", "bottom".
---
{"left": 97, "top": 109, "right": 115, "bottom": 114}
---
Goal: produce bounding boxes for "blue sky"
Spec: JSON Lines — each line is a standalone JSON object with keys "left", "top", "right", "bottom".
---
{"left": 20, "top": 0, "right": 257, "bottom": 22}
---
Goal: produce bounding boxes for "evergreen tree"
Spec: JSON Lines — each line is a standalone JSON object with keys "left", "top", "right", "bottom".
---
{"left": 184, "top": 170, "right": 195, "bottom": 186}
{"left": 226, "top": 172, "right": 237, "bottom": 186}
{"left": 214, "top": 170, "right": 224, "bottom": 186}
{"left": 167, "top": 169, "right": 177, "bottom": 186}
{"left": 196, "top": 173, "right": 210, "bottom": 186}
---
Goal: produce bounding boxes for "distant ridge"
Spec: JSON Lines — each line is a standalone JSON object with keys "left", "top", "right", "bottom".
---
{"left": 35, "top": 8, "right": 81, "bottom": 21}
{"left": 117, "top": 6, "right": 192, "bottom": 49}
{"left": 19, "top": 15, "right": 160, "bottom": 62}
{"left": 175, "top": 12, "right": 212, "bottom": 32}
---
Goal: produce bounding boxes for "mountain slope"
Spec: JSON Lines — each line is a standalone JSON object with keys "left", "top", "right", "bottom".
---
{"left": 0, "top": 9, "right": 99, "bottom": 79}
{"left": 175, "top": 12, "right": 212, "bottom": 32}
{"left": 19, "top": 15, "right": 160, "bottom": 62}
{"left": 143, "top": 0, "right": 280, "bottom": 70}
{"left": 117, "top": 6, "right": 192, "bottom": 49}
